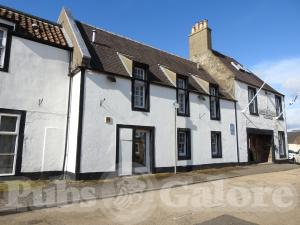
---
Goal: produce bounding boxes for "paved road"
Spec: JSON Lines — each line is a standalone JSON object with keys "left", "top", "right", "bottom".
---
{"left": 1, "top": 166, "right": 300, "bottom": 225}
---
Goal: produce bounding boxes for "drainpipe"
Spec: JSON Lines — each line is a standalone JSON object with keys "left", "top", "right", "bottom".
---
{"left": 234, "top": 102, "right": 240, "bottom": 164}
{"left": 173, "top": 102, "right": 179, "bottom": 174}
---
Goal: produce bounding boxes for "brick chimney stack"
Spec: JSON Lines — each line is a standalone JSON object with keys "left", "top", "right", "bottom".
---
{"left": 189, "top": 19, "right": 212, "bottom": 59}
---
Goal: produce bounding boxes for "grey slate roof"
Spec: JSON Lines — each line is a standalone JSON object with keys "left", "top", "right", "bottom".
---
{"left": 76, "top": 21, "right": 233, "bottom": 99}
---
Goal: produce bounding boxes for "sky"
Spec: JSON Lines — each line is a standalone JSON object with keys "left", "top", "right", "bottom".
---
{"left": 1, "top": 0, "right": 300, "bottom": 129}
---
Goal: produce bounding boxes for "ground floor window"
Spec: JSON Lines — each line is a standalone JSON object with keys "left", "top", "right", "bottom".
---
{"left": 0, "top": 113, "right": 20, "bottom": 175}
{"left": 211, "top": 131, "right": 222, "bottom": 158}
{"left": 177, "top": 128, "right": 191, "bottom": 160}
{"left": 278, "top": 131, "right": 286, "bottom": 158}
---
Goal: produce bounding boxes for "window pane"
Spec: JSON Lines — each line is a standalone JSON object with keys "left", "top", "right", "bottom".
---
{"left": 0, "top": 135, "right": 17, "bottom": 154}
{"left": 0, "top": 116, "right": 18, "bottom": 132}
{"left": 134, "top": 81, "right": 145, "bottom": 108}
{"left": 178, "top": 132, "right": 186, "bottom": 157}
{"left": 178, "top": 90, "right": 186, "bottom": 113}
{"left": 177, "top": 78, "right": 186, "bottom": 89}
{"left": 0, "top": 155, "right": 14, "bottom": 174}
{"left": 133, "top": 67, "right": 145, "bottom": 80}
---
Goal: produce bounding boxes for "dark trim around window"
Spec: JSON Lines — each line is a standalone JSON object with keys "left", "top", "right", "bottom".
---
{"left": 176, "top": 75, "right": 190, "bottom": 117}
{"left": 131, "top": 62, "right": 150, "bottom": 112}
{"left": 275, "top": 95, "right": 284, "bottom": 120}
{"left": 278, "top": 131, "right": 287, "bottom": 158}
{"left": 177, "top": 128, "right": 191, "bottom": 160}
{"left": 209, "top": 84, "right": 220, "bottom": 120}
{"left": 248, "top": 86, "right": 259, "bottom": 116}
{"left": 211, "top": 131, "right": 222, "bottom": 158}
{"left": 0, "top": 108, "right": 26, "bottom": 176}
{"left": 0, "top": 23, "right": 13, "bottom": 73}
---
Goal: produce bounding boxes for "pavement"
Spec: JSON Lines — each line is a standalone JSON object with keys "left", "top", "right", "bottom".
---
{"left": 0, "top": 163, "right": 299, "bottom": 225}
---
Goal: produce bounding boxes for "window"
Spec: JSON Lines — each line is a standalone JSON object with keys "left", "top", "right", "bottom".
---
{"left": 177, "top": 128, "right": 191, "bottom": 160}
{"left": 248, "top": 87, "right": 258, "bottom": 115}
{"left": 210, "top": 85, "right": 220, "bottom": 120}
{"left": 0, "top": 113, "right": 20, "bottom": 175}
{"left": 132, "top": 63, "right": 149, "bottom": 111}
{"left": 176, "top": 76, "right": 189, "bottom": 116}
{"left": 278, "top": 131, "right": 286, "bottom": 158}
{"left": 0, "top": 24, "right": 12, "bottom": 72}
{"left": 211, "top": 131, "right": 222, "bottom": 158}
{"left": 275, "top": 95, "right": 283, "bottom": 120}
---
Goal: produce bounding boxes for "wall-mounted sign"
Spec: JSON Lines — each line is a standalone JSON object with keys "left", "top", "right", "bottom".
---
{"left": 230, "top": 123, "right": 235, "bottom": 135}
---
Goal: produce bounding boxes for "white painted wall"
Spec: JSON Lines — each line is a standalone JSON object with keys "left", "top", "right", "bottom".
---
{"left": 0, "top": 37, "right": 70, "bottom": 172}
{"left": 235, "top": 80, "right": 288, "bottom": 162}
{"left": 80, "top": 70, "right": 237, "bottom": 173}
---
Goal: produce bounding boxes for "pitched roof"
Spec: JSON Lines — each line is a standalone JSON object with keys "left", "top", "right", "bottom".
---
{"left": 76, "top": 21, "right": 233, "bottom": 99}
{"left": 0, "top": 5, "right": 68, "bottom": 49}
{"left": 212, "top": 50, "right": 282, "bottom": 96}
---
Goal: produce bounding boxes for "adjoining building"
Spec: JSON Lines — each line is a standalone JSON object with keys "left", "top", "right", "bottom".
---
{"left": 0, "top": 5, "right": 71, "bottom": 177}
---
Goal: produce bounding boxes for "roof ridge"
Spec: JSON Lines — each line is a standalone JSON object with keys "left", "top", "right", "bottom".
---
{"left": 79, "top": 21, "right": 197, "bottom": 65}
{"left": 0, "top": 4, "right": 61, "bottom": 27}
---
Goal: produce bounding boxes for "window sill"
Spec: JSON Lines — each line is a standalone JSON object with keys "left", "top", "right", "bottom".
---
{"left": 210, "top": 117, "right": 221, "bottom": 121}
{"left": 178, "top": 157, "right": 191, "bottom": 161}
{"left": 132, "top": 107, "right": 150, "bottom": 112}
{"left": 249, "top": 112, "right": 259, "bottom": 117}
{"left": 212, "top": 155, "right": 222, "bottom": 159}
{"left": 177, "top": 112, "right": 190, "bottom": 117}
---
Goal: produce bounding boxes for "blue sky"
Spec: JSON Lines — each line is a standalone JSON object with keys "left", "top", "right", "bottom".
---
{"left": 1, "top": 0, "right": 300, "bottom": 129}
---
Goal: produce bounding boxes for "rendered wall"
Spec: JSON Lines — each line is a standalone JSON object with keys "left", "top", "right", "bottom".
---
{"left": 80, "top": 70, "right": 238, "bottom": 173}
{"left": 0, "top": 37, "right": 69, "bottom": 172}
{"left": 235, "top": 80, "right": 288, "bottom": 162}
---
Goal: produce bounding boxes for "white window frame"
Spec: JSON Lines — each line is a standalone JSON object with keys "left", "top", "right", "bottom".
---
{"left": 133, "top": 80, "right": 146, "bottom": 108}
{"left": 248, "top": 87, "right": 258, "bottom": 114}
{"left": 0, "top": 27, "right": 8, "bottom": 69}
{"left": 178, "top": 131, "right": 186, "bottom": 157}
{"left": 0, "top": 113, "right": 21, "bottom": 176}
{"left": 211, "top": 132, "right": 222, "bottom": 158}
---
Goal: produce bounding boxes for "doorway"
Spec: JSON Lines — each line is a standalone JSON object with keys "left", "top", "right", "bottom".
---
{"left": 247, "top": 128, "right": 274, "bottom": 163}
{"left": 117, "top": 125, "right": 154, "bottom": 176}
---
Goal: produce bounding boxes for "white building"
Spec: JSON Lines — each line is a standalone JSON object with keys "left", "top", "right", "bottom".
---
{"left": 0, "top": 5, "right": 288, "bottom": 180}
{"left": 0, "top": 6, "right": 71, "bottom": 178}
{"left": 189, "top": 20, "right": 288, "bottom": 164}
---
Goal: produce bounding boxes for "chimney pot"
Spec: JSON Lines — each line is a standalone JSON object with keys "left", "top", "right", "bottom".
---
{"left": 92, "top": 29, "right": 96, "bottom": 43}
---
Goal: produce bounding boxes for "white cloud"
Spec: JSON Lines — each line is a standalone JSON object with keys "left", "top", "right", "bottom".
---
{"left": 251, "top": 58, "right": 300, "bottom": 130}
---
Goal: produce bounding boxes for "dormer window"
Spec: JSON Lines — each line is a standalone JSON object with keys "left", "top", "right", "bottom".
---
{"left": 132, "top": 63, "right": 150, "bottom": 112}
{"left": 176, "top": 76, "right": 189, "bottom": 116}
{"left": 0, "top": 24, "right": 12, "bottom": 72}
{"left": 210, "top": 84, "right": 220, "bottom": 120}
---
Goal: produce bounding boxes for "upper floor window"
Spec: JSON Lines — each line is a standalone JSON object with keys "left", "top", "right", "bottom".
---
{"left": 248, "top": 87, "right": 258, "bottom": 115}
{"left": 177, "top": 128, "right": 191, "bottom": 160}
{"left": 177, "top": 76, "right": 189, "bottom": 116}
{"left": 211, "top": 131, "right": 222, "bottom": 158}
{"left": 210, "top": 85, "right": 220, "bottom": 120}
{"left": 0, "top": 24, "right": 12, "bottom": 72}
{"left": 0, "top": 28, "right": 8, "bottom": 68}
{"left": 275, "top": 95, "right": 283, "bottom": 120}
{"left": 278, "top": 131, "right": 286, "bottom": 158}
{"left": 132, "top": 63, "right": 150, "bottom": 111}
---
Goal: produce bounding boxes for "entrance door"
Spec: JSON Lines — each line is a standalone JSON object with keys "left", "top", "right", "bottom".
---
{"left": 118, "top": 128, "right": 133, "bottom": 176}
{"left": 0, "top": 113, "right": 21, "bottom": 176}
{"left": 248, "top": 134, "right": 273, "bottom": 163}
{"left": 117, "top": 126, "right": 153, "bottom": 176}
{"left": 133, "top": 129, "right": 151, "bottom": 174}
